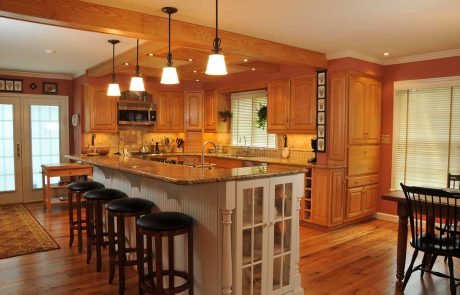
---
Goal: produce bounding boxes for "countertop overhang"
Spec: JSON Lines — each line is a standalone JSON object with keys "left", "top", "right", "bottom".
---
{"left": 65, "top": 154, "right": 309, "bottom": 185}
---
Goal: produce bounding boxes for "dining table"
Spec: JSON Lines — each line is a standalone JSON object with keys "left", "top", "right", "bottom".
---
{"left": 382, "top": 188, "right": 460, "bottom": 287}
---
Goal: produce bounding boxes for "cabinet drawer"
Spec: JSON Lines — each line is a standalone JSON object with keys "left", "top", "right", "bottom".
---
{"left": 348, "top": 146, "right": 380, "bottom": 176}
{"left": 348, "top": 174, "right": 378, "bottom": 188}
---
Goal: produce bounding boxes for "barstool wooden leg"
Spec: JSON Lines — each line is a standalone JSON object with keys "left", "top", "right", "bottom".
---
{"left": 188, "top": 227, "right": 194, "bottom": 295}
{"left": 117, "top": 215, "right": 126, "bottom": 295}
{"left": 68, "top": 191, "right": 74, "bottom": 247}
{"left": 155, "top": 234, "right": 164, "bottom": 293}
{"left": 108, "top": 213, "right": 116, "bottom": 284}
{"left": 136, "top": 227, "right": 145, "bottom": 295}
{"left": 168, "top": 236, "right": 174, "bottom": 289}
{"left": 86, "top": 200, "right": 93, "bottom": 264}
{"left": 95, "top": 200, "right": 103, "bottom": 272}
{"left": 147, "top": 234, "right": 154, "bottom": 288}
{"left": 76, "top": 192, "right": 83, "bottom": 253}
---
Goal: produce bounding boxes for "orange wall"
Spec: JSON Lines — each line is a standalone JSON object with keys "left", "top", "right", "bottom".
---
{"left": 379, "top": 56, "right": 460, "bottom": 215}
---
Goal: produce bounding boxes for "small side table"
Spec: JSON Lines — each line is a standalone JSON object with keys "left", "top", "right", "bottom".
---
{"left": 41, "top": 163, "right": 93, "bottom": 212}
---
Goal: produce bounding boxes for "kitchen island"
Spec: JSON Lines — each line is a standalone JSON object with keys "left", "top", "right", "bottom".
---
{"left": 66, "top": 154, "right": 306, "bottom": 295}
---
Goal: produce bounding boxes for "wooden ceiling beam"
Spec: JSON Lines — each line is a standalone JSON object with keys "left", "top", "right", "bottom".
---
{"left": 0, "top": 0, "right": 327, "bottom": 68}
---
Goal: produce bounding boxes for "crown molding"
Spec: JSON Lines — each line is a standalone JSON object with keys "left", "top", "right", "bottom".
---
{"left": 382, "top": 48, "right": 460, "bottom": 65}
{"left": 326, "top": 50, "right": 383, "bottom": 64}
{"left": 0, "top": 69, "right": 73, "bottom": 80}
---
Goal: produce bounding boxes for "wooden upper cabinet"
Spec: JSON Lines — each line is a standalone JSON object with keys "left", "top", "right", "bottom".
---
{"left": 84, "top": 85, "right": 118, "bottom": 133}
{"left": 153, "top": 91, "right": 184, "bottom": 132}
{"left": 267, "top": 80, "right": 290, "bottom": 132}
{"left": 204, "top": 90, "right": 217, "bottom": 132}
{"left": 289, "top": 76, "right": 316, "bottom": 132}
{"left": 327, "top": 74, "right": 347, "bottom": 163}
{"left": 185, "top": 91, "right": 203, "bottom": 131}
{"left": 348, "top": 76, "right": 381, "bottom": 145}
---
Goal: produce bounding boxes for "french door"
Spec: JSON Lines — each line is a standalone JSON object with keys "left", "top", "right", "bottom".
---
{"left": 0, "top": 94, "right": 69, "bottom": 204}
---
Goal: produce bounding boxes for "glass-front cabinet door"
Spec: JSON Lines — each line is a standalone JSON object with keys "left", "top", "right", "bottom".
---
{"left": 236, "top": 179, "right": 269, "bottom": 295}
{"left": 269, "top": 177, "right": 295, "bottom": 295}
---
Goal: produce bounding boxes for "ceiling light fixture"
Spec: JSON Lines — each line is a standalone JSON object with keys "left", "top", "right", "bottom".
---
{"left": 384, "top": 52, "right": 390, "bottom": 56}
{"left": 195, "top": 79, "right": 200, "bottom": 82}
{"left": 193, "top": 70, "right": 197, "bottom": 73}
{"left": 161, "top": 7, "right": 180, "bottom": 85}
{"left": 147, "top": 53, "right": 154, "bottom": 56}
{"left": 243, "top": 58, "right": 248, "bottom": 62}
{"left": 123, "top": 62, "right": 130, "bottom": 66}
{"left": 45, "top": 49, "right": 56, "bottom": 54}
{"left": 107, "top": 39, "right": 121, "bottom": 97}
{"left": 129, "top": 39, "right": 145, "bottom": 91}
{"left": 188, "top": 58, "right": 193, "bottom": 62}
{"left": 251, "top": 68, "right": 256, "bottom": 71}
{"left": 205, "top": 0, "right": 227, "bottom": 75}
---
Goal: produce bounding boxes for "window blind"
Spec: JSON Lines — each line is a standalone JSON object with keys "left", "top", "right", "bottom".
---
{"left": 392, "top": 86, "right": 460, "bottom": 189}
{"left": 231, "top": 90, "right": 276, "bottom": 148}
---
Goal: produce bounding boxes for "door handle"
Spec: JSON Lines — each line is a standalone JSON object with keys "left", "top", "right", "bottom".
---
{"left": 16, "top": 143, "right": 21, "bottom": 158}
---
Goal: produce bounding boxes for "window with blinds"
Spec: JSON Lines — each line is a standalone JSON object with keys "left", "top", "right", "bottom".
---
{"left": 392, "top": 86, "right": 460, "bottom": 189}
{"left": 231, "top": 90, "right": 276, "bottom": 148}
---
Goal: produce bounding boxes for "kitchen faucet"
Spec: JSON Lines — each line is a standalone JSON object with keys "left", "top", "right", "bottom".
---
{"left": 239, "top": 135, "right": 250, "bottom": 156}
{"left": 202, "top": 141, "right": 217, "bottom": 168}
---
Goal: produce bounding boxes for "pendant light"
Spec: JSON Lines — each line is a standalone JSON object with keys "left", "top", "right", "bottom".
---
{"left": 129, "top": 39, "right": 145, "bottom": 91}
{"left": 161, "top": 7, "right": 179, "bottom": 85}
{"left": 107, "top": 39, "right": 121, "bottom": 96}
{"left": 205, "top": 0, "right": 228, "bottom": 75}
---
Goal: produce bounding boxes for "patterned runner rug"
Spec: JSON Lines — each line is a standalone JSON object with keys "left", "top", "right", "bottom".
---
{"left": 0, "top": 204, "right": 59, "bottom": 259}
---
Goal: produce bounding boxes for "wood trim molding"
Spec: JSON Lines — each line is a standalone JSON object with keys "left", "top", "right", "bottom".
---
{"left": 373, "top": 212, "right": 398, "bottom": 223}
{"left": 0, "top": 0, "right": 327, "bottom": 69}
{"left": 0, "top": 69, "right": 72, "bottom": 80}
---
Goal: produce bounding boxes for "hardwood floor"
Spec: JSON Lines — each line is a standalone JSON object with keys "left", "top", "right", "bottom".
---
{"left": 0, "top": 203, "right": 459, "bottom": 294}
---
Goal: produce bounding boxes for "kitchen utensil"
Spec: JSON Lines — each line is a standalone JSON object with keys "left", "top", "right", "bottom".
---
{"left": 95, "top": 147, "right": 110, "bottom": 155}
{"left": 140, "top": 145, "right": 149, "bottom": 153}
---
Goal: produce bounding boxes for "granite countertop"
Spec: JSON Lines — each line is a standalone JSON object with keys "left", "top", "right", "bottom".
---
{"left": 65, "top": 154, "right": 309, "bottom": 185}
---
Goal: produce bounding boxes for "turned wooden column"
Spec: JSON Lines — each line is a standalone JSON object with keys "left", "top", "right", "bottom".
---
{"left": 221, "top": 209, "right": 233, "bottom": 295}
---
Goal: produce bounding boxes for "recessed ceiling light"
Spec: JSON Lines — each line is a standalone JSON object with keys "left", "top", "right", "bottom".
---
{"left": 45, "top": 49, "right": 56, "bottom": 54}
{"left": 243, "top": 58, "right": 248, "bottom": 62}
{"left": 251, "top": 68, "right": 256, "bottom": 71}
{"left": 123, "top": 62, "right": 130, "bottom": 66}
{"left": 383, "top": 52, "right": 390, "bottom": 56}
{"left": 195, "top": 79, "right": 200, "bottom": 82}
{"left": 188, "top": 58, "right": 193, "bottom": 62}
{"left": 147, "top": 53, "right": 154, "bottom": 56}
{"left": 193, "top": 70, "right": 197, "bottom": 73}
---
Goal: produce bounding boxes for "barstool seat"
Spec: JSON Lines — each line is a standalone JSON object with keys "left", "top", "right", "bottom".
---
{"left": 85, "top": 188, "right": 129, "bottom": 201}
{"left": 136, "top": 212, "right": 194, "bottom": 295}
{"left": 66, "top": 180, "right": 105, "bottom": 253}
{"left": 106, "top": 198, "right": 156, "bottom": 213}
{"left": 137, "top": 212, "right": 194, "bottom": 232}
{"left": 84, "top": 188, "right": 128, "bottom": 272}
{"left": 106, "top": 198, "right": 157, "bottom": 295}
{"left": 67, "top": 181, "right": 104, "bottom": 192}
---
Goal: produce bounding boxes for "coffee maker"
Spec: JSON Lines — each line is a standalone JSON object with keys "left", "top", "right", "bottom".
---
{"left": 308, "top": 138, "right": 317, "bottom": 163}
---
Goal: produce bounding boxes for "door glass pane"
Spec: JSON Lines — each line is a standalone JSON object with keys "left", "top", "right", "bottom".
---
{"left": 284, "top": 183, "right": 292, "bottom": 217}
{"left": 243, "top": 188, "right": 253, "bottom": 227}
{"left": 254, "top": 187, "right": 263, "bottom": 224}
{"left": 253, "top": 263, "right": 262, "bottom": 295}
{"left": 283, "top": 220, "right": 291, "bottom": 252}
{"left": 274, "top": 221, "right": 283, "bottom": 255}
{"left": 274, "top": 184, "right": 284, "bottom": 220}
{"left": 0, "top": 104, "right": 15, "bottom": 192}
{"left": 282, "top": 254, "right": 291, "bottom": 286}
{"left": 242, "top": 266, "right": 251, "bottom": 295}
{"left": 273, "top": 256, "right": 281, "bottom": 290}
{"left": 31, "top": 105, "right": 60, "bottom": 189}
{"left": 242, "top": 228, "right": 252, "bottom": 265}
{"left": 253, "top": 226, "right": 263, "bottom": 263}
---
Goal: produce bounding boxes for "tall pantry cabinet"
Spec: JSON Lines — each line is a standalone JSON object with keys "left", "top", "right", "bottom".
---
{"left": 328, "top": 71, "right": 381, "bottom": 223}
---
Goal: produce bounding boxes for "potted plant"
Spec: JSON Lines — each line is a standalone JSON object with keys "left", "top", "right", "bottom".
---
{"left": 255, "top": 105, "right": 267, "bottom": 129}
{"left": 218, "top": 110, "right": 233, "bottom": 122}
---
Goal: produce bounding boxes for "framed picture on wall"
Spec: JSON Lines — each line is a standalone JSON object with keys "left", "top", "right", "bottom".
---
{"left": 317, "top": 138, "right": 325, "bottom": 152}
{"left": 43, "top": 82, "right": 58, "bottom": 94}
{"left": 318, "top": 85, "right": 325, "bottom": 98}
{"left": 317, "top": 72, "right": 326, "bottom": 85}
{"left": 0, "top": 79, "right": 4, "bottom": 91}
{"left": 318, "top": 125, "right": 325, "bottom": 137}
{"left": 5, "top": 80, "right": 14, "bottom": 92}
{"left": 14, "top": 80, "right": 23, "bottom": 92}
{"left": 317, "top": 112, "right": 325, "bottom": 125}
{"left": 318, "top": 99, "right": 325, "bottom": 111}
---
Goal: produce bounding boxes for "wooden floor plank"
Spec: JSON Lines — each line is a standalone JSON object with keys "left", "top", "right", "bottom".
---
{"left": 0, "top": 203, "right": 459, "bottom": 294}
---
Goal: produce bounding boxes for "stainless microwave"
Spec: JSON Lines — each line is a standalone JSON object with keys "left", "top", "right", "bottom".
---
{"left": 118, "top": 101, "right": 156, "bottom": 126}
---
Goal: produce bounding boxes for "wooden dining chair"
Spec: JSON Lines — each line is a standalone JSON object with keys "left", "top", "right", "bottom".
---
{"left": 400, "top": 183, "right": 460, "bottom": 295}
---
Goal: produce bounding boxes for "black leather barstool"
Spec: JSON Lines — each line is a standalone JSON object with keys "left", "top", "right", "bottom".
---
{"left": 106, "top": 198, "right": 157, "bottom": 295}
{"left": 84, "top": 188, "right": 128, "bottom": 272}
{"left": 67, "top": 181, "right": 105, "bottom": 253}
{"left": 136, "top": 212, "right": 194, "bottom": 295}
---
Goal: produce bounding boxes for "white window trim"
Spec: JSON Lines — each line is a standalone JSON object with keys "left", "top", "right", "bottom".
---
{"left": 391, "top": 76, "right": 460, "bottom": 191}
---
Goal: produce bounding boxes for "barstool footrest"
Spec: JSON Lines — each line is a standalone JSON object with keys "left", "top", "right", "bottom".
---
{"left": 142, "top": 270, "right": 190, "bottom": 294}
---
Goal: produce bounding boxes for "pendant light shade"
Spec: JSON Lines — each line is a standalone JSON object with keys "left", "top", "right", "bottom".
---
{"left": 205, "top": 0, "right": 227, "bottom": 76}
{"left": 161, "top": 7, "right": 179, "bottom": 85}
{"left": 107, "top": 39, "right": 121, "bottom": 96}
{"left": 130, "top": 39, "right": 145, "bottom": 91}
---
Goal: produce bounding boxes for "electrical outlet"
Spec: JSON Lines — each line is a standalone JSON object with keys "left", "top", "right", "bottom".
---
{"left": 382, "top": 135, "right": 390, "bottom": 144}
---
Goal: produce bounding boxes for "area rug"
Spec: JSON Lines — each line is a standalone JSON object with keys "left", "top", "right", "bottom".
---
{"left": 0, "top": 204, "right": 59, "bottom": 259}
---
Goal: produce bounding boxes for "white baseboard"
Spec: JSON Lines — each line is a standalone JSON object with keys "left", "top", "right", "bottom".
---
{"left": 374, "top": 212, "right": 399, "bottom": 223}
